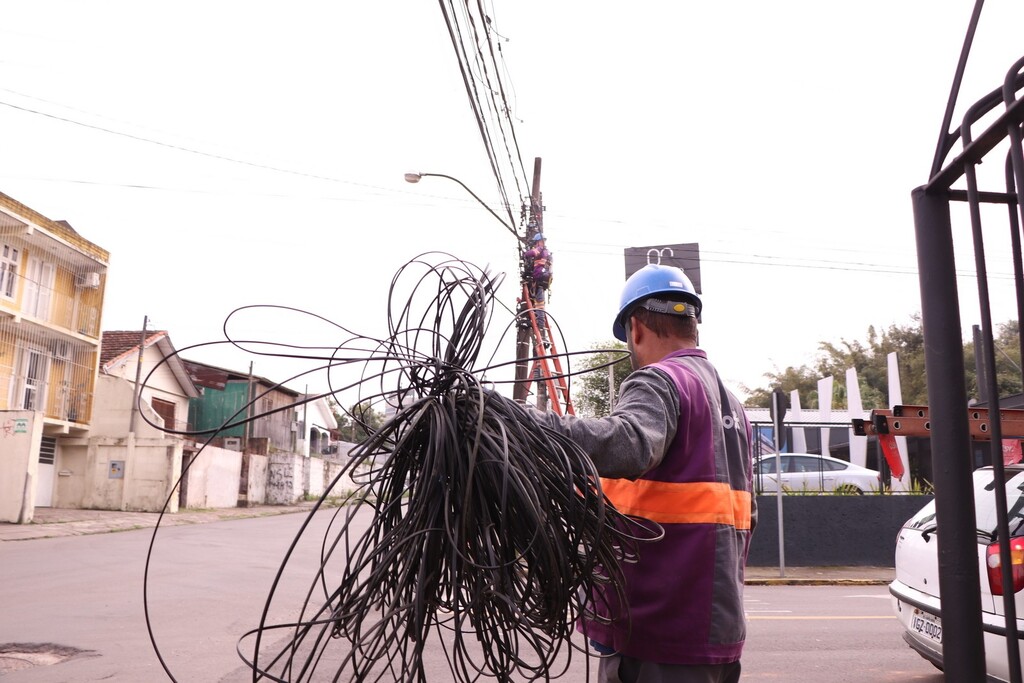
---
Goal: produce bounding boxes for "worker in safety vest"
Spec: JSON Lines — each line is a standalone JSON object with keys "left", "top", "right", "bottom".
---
{"left": 530, "top": 264, "right": 754, "bottom": 683}
{"left": 523, "top": 232, "right": 552, "bottom": 303}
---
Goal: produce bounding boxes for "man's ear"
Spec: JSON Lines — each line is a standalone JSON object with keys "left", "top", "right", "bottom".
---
{"left": 628, "top": 315, "right": 645, "bottom": 346}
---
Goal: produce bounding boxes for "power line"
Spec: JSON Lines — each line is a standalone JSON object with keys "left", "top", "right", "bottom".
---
{"left": 0, "top": 98, "right": 389, "bottom": 191}
{"left": 6, "top": 166, "right": 1011, "bottom": 281}
{"left": 550, "top": 244, "right": 1018, "bottom": 280}
{"left": 436, "top": 0, "right": 530, "bottom": 235}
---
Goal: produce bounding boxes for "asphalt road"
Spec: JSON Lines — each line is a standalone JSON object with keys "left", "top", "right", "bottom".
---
{"left": 742, "top": 585, "right": 944, "bottom": 682}
{"left": 0, "top": 507, "right": 944, "bottom": 682}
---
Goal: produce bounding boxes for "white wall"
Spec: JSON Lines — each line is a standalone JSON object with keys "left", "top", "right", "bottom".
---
{"left": 182, "top": 445, "right": 243, "bottom": 509}
{"left": 53, "top": 435, "right": 182, "bottom": 513}
{"left": 244, "top": 453, "right": 268, "bottom": 506}
{"left": 91, "top": 375, "right": 165, "bottom": 437}
{"left": 304, "top": 456, "right": 325, "bottom": 498}
{"left": 0, "top": 410, "right": 42, "bottom": 523}
{"left": 268, "top": 452, "right": 304, "bottom": 504}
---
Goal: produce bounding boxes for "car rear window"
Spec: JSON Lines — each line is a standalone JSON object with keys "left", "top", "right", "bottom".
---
{"left": 908, "top": 467, "right": 1024, "bottom": 538}
{"left": 977, "top": 468, "right": 1024, "bottom": 538}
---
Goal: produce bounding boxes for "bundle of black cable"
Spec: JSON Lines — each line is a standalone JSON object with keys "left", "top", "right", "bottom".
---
{"left": 247, "top": 256, "right": 658, "bottom": 682}
{"left": 326, "top": 382, "right": 649, "bottom": 682}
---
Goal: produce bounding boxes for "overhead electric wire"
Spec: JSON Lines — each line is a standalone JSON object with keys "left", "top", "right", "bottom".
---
{"left": 437, "top": 1, "right": 513, "bottom": 218}
{"left": 139, "top": 253, "right": 658, "bottom": 682}
{"left": 0, "top": 97, "right": 393, "bottom": 192}
{"left": 469, "top": 0, "right": 531, "bottom": 198}
{"left": 437, "top": 0, "right": 530, "bottom": 234}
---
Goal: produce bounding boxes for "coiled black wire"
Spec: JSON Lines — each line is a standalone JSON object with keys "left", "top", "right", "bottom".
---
{"left": 142, "top": 253, "right": 659, "bottom": 682}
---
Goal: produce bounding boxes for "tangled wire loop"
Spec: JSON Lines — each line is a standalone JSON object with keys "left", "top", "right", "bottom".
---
{"left": 238, "top": 255, "right": 661, "bottom": 682}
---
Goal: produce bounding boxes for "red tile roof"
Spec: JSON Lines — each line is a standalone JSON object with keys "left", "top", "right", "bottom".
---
{"left": 99, "top": 330, "right": 168, "bottom": 369}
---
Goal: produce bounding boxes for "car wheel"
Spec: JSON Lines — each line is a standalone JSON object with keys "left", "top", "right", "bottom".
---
{"left": 835, "top": 484, "right": 863, "bottom": 495}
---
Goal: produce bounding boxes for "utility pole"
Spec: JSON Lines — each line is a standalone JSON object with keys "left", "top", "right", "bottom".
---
{"left": 514, "top": 158, "right": 545, "bottom": 406}
{"left": 531, "top": 159, "right": 549, "bottom": 412}
{"left": 128, "top": 316, "right": 148, "bottom": 433}
{"left": 244, "top": 361, "right": 254, "bottom": 452}
{"left": 124, "top": 315, "right": 147, "bottom": 511}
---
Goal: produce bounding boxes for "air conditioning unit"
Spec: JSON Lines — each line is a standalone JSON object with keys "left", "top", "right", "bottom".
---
{"left": 75, "top": 272, "right": 101, "bottom": 289}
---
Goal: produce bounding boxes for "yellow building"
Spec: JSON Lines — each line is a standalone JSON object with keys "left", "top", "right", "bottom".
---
{"left": 0, "top": 191, "right": 108, "bottom": 518}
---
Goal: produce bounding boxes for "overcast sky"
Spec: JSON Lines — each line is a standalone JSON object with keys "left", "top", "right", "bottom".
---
{"left": 2, "top": 1, "right": 1022, "bottom": 406}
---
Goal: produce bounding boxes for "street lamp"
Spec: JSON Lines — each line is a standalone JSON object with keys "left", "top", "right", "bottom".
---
{"left": 405, "top": 170, "right": 533, "bottom": 403}
{"left": 404, "top": 171, "right": 519, "bottom": 240}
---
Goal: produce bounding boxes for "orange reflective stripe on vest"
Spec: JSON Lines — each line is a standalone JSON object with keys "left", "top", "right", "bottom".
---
{"left": 600, "top": 478, "right": 752, "bottom": 530}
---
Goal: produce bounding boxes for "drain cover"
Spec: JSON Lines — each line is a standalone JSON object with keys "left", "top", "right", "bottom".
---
{"left": 0, "top": 643, "right": 90, "bottom": 673}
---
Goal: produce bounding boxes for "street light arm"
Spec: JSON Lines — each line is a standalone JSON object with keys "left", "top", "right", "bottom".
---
{"left": 405, "top": 171, "right": 520, "bottom": 241}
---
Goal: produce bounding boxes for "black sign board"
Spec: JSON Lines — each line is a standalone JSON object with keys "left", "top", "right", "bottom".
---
{"left": 623, "top": 243, "right": 701, "bottom": 294}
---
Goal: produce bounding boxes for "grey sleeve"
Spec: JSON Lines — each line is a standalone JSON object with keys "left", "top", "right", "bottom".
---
{"left": 529, "top": 367, "right": 679, "bottom": 480}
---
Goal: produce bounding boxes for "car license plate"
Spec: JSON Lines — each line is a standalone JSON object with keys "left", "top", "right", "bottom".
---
{"left": 911, "top": 608, "right": 942, "bottom": 643}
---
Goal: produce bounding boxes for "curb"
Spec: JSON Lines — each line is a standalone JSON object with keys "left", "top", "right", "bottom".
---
{"left": 745, "top": 578, "right": 892, "bottom": 586}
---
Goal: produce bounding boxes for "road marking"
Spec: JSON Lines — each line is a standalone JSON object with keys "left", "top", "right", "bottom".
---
{"left": 746, "top": 610, "right": 792, "bottom": 614}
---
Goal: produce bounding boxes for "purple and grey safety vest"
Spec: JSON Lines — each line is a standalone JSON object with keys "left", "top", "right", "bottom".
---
{"left": 582, "top": 349, "right": 755, "bottom": 665}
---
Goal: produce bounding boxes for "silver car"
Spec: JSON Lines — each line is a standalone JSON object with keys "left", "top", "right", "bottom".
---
{"left": 754, "top": 453, "right": 881, "bottom": 494}
{"left": 891, "top": 465, "right": 1024, "bottom": 681}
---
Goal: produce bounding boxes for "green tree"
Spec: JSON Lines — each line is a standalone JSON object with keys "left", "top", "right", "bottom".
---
{"left": 964, "top": 320, "right": 1024, "bottom": 401}
{"left": 573, "top": 341, "right": 632, "bottom": 417}
{"left": 743, "top": 316, "right": 1021, "bottom": 410}
{"left": 742, "top": 365, "right": 824, "bottom": 409}
{"left": 330, "top": 399, "right": 385, "bottom": 442}
{"left": 814, "top": 317, "right": 928, "bottom": 409}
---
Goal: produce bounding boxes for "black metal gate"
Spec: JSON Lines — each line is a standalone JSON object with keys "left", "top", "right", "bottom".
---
{"left": 915, "top": 2, "right": 1024, "bottom": 680}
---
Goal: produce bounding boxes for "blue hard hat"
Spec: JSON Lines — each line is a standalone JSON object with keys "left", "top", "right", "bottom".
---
{"left": 612, "top": 264, "right": 701, "bottom": 341}
{"left": 531, "top": 232, "right": 545, "bottom": 242}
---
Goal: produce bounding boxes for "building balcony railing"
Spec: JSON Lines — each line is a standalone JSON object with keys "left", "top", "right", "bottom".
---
{"left": 0, "top": 282, "right": 103, "bottom": 339}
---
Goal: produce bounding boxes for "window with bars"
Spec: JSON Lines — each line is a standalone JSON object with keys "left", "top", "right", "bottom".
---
{"left": 1, "top": 243, "right": 19, "bottom": 300}
{"left": 19, "top": 348, "right": 48, "bottom": 411}
{"left": 23, "top": 256, "right": 55, "bottom": 318}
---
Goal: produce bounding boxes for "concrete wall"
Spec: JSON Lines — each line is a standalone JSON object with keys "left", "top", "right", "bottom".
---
{"left": 182, "top": 445, "right": 243, "bottom": 509}
{"left": 268, "top": 453, "right": 350, "bottom": 504}
{"left": 0, "top": 411, "right": 42, "bottom": 523}
{"left": 91, "top": 375, "right": 164, "bottom": 438}
{"left": 54, "top": 443, "right": 90, "bottom": 508}
{"left": 321, "top": 450, "right": 368, "bottom": 501}
{"left": 324, "top": 458, "right": 349, "bottom": 498}
{"left": 268, "top": 452, "right": 305, "bottom": 504}
{"left": 748, "top": 494, "right": 934, "bottom": 567}
{"left": 54, "top": 435, "right": 182, "bottom": 513}
{"left": 122, "top": 437, "right": 181, "bottom": 512}
{"left": 303, "top": 456, "right": 325, "bottom": 499}
{"left": 244, "top": 453, "right": 268, "bottom": 506}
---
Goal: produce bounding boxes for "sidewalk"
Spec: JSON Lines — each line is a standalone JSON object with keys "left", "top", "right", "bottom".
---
{"left": 0, "top": 506, "right": 894, "bottom": 585}
{"left": 744, "top": 564, "right": 894, "bottom": 586}
{"left": 0, "top": 502, "right": 318, "bottom": 542}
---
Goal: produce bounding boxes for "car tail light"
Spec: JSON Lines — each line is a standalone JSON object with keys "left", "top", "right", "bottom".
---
{"left": 986, "top": 538, "right": 1024, "bottom": 595}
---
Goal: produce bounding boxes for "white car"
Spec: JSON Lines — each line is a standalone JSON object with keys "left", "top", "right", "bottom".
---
{"left": 754, "top": 453, "right": 881, "bottom": 494}
{"left": 891, "top": 465, "right": 1024, "bottom": 681}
